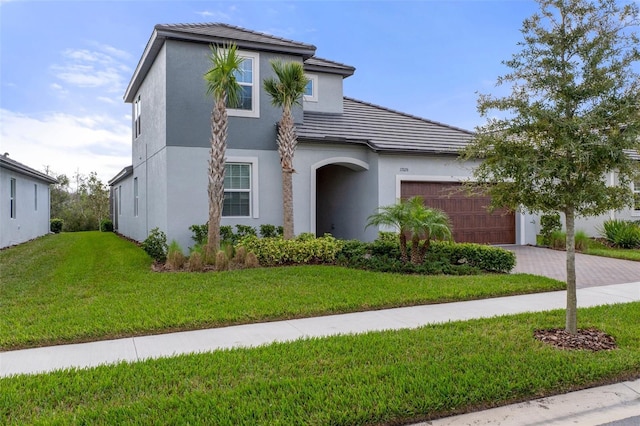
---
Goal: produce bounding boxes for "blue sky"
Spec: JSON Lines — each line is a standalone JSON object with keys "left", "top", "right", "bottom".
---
{"left": 0, "top": 0, "right": 542, "bottom": 183}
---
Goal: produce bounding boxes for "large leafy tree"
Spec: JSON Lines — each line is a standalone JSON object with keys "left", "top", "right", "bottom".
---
{"left": 263, "top": 60, "right": 308, "bottom": 239}
{"left": 367, "top": 196, "right": 453, "bottom": 265}
{"left": 203, "top": 43, "right": 243, "bottom": 260}
{"left": 463, "top": 0, "right": 640, "bottom": 333}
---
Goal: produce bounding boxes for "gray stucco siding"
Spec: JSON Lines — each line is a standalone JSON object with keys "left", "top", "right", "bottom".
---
{"left": 164, "top": 40, "right": 304, "bottom": 152}
{"left": 303, "top": 72, "right": 344, "bottom": 114}
{"left": 0, "top": 168, "right": 51, "bottom": 248}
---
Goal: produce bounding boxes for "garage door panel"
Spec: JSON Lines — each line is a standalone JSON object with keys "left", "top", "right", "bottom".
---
{"left": 401, "top": 181, "right": 515, "bottom": 244}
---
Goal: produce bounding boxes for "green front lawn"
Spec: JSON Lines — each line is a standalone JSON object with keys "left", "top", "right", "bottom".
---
{"left": 0, "top": 232, "right": 563, "bottom": 350}
{"left": 583, "top": 240, "right": 640, "bottom": 261}
{"left": 2, "top": 303, "right": 639, "bottom": 425}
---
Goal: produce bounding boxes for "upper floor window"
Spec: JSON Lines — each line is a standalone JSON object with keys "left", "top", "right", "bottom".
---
{"left": 303, "top": 74, "right": 318, "bottom": 102}
{"left": 229, "top": 51, "right": 259, "bottom": 118}
{"left": 223, "top": 163, "right": 251, "bottom": 217}
{"left": 633, "top": 180, "right": 640, "bottom": 213}
{"left": 10, "top": 178, "right": 16, "bottom": 219}
{"left": 134, "top": 95, "right": 142, "bottom": 138}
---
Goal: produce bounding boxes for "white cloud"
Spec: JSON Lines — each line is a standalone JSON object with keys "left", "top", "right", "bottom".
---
{"left": 0, "top": 109, "right": 130, "bottom": 183}
{"left": 50, "top": 45, "right": 131, "bottom": 93}
{"left": 196, "top": 10, "right": 232, "bottom": 20}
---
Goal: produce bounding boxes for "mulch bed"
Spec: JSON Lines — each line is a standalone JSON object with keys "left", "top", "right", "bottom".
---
{"left": 534, "top": 328, "right": 617, "bottom": 351}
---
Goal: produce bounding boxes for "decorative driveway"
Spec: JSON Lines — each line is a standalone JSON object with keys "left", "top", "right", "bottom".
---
{"left": 506, "top": 245, "right": 640, "bottom": 288}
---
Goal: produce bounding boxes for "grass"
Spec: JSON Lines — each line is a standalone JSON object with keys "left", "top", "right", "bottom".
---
{"left": 0, "top": 232, "right": 564, "bottom": 351}
{"left": 2, "top": 303, "right": 639, "bottom": 425}
{"left": 583, "top": 239, "right": 640, "bottom": 261}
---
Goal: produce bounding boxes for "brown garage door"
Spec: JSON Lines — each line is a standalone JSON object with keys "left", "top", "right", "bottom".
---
{"left": 401, "top": 181, "right": 515, "bottom": 244}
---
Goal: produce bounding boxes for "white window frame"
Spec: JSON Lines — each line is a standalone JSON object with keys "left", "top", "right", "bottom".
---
{"left": 118, "top": 185, "right": 122, "bottom": 215}
{"left": 228, "top": 51, "right": 260, "bottom": 118}
{"left": 134, "top": 177, "right": 139, "bottom": 217}
{"left": 10, "top": 178, "right": 16, "bottom": 219}
{"left": 223, "top": 156, "right": 259, "bottom": 218}
{"left": 134, "top": 95, "right": 141, "bottom": 138}
{"left": 303, "top": 74, "right": 318, "bottom": 102}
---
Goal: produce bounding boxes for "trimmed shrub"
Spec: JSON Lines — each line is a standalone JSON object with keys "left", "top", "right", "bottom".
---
{"left": 235, "top": 225, "right": 257, "bottom": 239}
{"left": 239, "top": 235, "right": 343, "bottom": 266}
{"left": 428, "top": 241, "right": 516, "bottom": 273}
{"left": 166, "top": 240, "right": 186, "bottom": 270}
{"left": 220, "top": 226, "right": 235, "bottom": 245}
{"left": 189, "top": 224, "right": 208, "bottom": 246}
{"left": 598, "top": 219, "right": 640, "bottom": 249}
{"left": 50, "top": 218, "right": 64, "bottom": 233}
{"left": 539, "top": 213, "right": 562, "bottom": 246}
{"left": 141, "top": 228, "right": 168, "bottom": 263}
{"left": 259, "top": 224, "right": 278, "bottom": 238}
{"left": 99, "top": 219, "right": 114, "bottom": 232}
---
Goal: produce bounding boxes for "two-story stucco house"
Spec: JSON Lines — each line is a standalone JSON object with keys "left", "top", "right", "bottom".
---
{"left": 109, "top": 23, "right": 639, "bottom": 251}
{"left": 1, "top": 154, "right": 57, "bottom": 249}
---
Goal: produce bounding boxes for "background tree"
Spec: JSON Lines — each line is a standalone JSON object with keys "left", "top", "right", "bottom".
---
{"left": 263, "top": 60, "right": 308, "bottom": 239}
{"left": 203, "top": 43, "right": 243, "bottom": 260}
{"left": 367, "top": 196, "right": 453, "bottom": 265}
{"left": 463, "top": 0, "right": 640, "bottom": 333}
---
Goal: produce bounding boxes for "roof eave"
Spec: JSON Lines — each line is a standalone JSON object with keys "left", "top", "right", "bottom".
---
{"left": 108, "top": 165, "right": 133, "bottom": 186}
{"left": 303, "top": 63, "right": 355, "bottom": 77}
{"left": 124, "top": 27, "right": 317, "bottom": 103}
{"left": 0, "top": 157, "right": 58, "bottom": 184}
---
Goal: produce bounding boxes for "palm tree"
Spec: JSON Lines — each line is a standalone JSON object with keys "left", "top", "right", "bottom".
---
{"left": 203, "top": 43, "right": 243, "bottom": 260}
{"left": 367, "top": 196, "right": 453, "bottom": 265}
{"left": 263, "top": 60, "right": 309, "bottom": 239}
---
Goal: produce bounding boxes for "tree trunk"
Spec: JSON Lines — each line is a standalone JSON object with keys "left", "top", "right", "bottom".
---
{"left": 206, "top": 97, "right": 227, "bottom": 261}
{"left": 399, "top": 232, "right": 408, "bottom": 263}
{"left": 410, "top": 235, "right": 422, "bottom": 265}
{"left": 565, "top": 208, "right": 577, "bottom": 334}
{"left": 277, "top": 105, "right": 297, "bottom": 239}
{"left": 282, "top": 170, "right": 294, "bottom": 240}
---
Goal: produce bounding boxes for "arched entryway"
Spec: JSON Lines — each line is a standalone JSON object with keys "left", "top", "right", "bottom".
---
{"left": 311, "top": 157, "right": 373, "bottom": 240}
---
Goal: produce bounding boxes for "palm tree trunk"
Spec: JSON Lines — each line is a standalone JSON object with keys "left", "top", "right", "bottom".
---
{"left": 278, "top": 105, "right": 297, "bottom": 239}
{"left": 410, "top": 235, "right": 422, "bottom": 265}
{"left": 206, "top": 96, "right": 227, "bottom": 261}
{"left": 565, "top": 208, "right": 577, "bottom": 334}
{"left": 398, "top": 232, "right": 408, "bottom": 263}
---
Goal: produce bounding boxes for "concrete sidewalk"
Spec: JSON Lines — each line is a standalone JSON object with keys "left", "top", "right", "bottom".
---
{"left": 1, "top": 282, "right": 638, "bottom": 377}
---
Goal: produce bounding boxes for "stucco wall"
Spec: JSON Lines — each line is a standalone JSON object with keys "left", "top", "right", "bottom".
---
{"left": 164, "top": 40, "right": 303, "bottom": 151}
{"left": 303, "top": 72, "right": 344, "bottom": 114}
{"left": 0, "top": 167, "right": 51, "bottom": 248}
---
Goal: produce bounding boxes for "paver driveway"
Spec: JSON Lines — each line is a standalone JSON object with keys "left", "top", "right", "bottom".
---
{"left": 507, "top": 245, "right": 639, "bottom": 288}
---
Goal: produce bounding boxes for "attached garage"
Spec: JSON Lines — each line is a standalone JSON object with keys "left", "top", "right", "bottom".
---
{"left": 401, "top": 181, "right": 515, "bottom": 245}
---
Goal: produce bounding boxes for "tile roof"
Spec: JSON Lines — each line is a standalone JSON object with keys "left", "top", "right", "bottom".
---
{"left": 154, "top": 23, "right": 316, "bottom": 54}
{"left": 298, "top": 97, "right": 474, "bottom": 154}
{"left": 0, "top": 154, "right": 57, "bottom": 184}
{"left": 304, "top": 56, "right": 355, "bottom": 77}
{"left": 125, "top": 23, "right": 318, "bottom": 103}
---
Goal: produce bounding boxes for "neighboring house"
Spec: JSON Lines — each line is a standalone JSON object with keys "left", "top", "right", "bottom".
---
{"left": 0, "top": 154, "right": 57, "bottom": 249}
{"left": 110, "top": 23, "right": 638, "bottom": 250}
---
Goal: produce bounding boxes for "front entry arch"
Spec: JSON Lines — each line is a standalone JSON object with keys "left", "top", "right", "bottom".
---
{"left": 310, "top": 157, "right": 373, "bottom": 240}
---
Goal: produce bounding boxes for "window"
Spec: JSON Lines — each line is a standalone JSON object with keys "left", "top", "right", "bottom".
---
{"left": 10, "top": 178, "right": 16, "bottom": 219}
{"left": 118, "top": 186, "right": 122, "bottom": 215}
{"left": 228, "top": 51, "right": 259, "bottom": 118}
{"left": 223, "top": 163, "right": 251, "bottom": 217}
{"left": 303, "top": 74, "right": 318, "bottom": 102}
{"left": 134, "top": 95, "right": 141, "bottom": 138}
{"left": 634, "top": 181, "right": 640, "bottom": 213}
{"left": 34, "top": 184, "right": 38, "bottom": 211}
{"left": 134, "top": 177, "right": 139, "bottom": 217}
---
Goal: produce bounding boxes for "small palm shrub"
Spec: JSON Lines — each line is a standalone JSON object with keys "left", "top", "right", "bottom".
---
{"left": 598, "top": 219, "right": 640, "bottom": 249}
{"left": 166, "top": 240, "right": 186, "bottom": 270}
{"left": 141, "top": 227, "right": 168, "bottom": 263}
{"left": 50, "top": 218, "right": 64, "bottom": 233}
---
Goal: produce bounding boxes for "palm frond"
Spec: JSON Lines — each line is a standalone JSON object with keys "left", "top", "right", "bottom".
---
{"left": 204, "top": 42, "right": 244, "bottom": 108}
